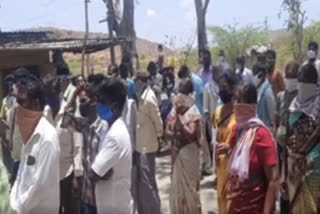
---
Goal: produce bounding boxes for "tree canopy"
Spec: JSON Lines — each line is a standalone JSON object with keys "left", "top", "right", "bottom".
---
{"left": 209, "top": 24, "right": 269, "bottom": 66}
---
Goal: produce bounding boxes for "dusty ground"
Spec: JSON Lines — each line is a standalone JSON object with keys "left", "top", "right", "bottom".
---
{"left": 155, "top": 150, "right": 281, "bottom": 214}
{"left": 156, "top": 150, "right": 218, "bottom": 214}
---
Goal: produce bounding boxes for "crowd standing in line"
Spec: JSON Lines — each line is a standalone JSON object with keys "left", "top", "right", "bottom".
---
{"left": 1, "top": 41, "right": 320, "bottom": 214}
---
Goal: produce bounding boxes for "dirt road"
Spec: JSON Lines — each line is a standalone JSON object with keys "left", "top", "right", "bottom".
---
{"left": 156, "top": 150, "right": 218, "bottom": 214}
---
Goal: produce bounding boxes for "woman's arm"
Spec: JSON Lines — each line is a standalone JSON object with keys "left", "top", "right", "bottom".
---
{"left": 254, "top": 127, "right": 278, "bottom": 214}
{"left": 178, "top": 114, "right": 199, "bottom": 139}
{"left": 263, "top": 166, "right": 278, "bottom": 214}
{"left": 165, "top": 121, "right": 174, "bottom": 138}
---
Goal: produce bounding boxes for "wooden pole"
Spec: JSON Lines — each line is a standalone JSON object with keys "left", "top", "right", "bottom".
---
{"left": 107, "top": 0, "right": 116, "bottom": 65}
{"left": 81, "top": 0, "right": 90, "bottom": 77}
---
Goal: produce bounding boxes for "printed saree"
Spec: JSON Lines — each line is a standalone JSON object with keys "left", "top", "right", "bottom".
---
{"left": 169, "top": 102, "right": 202, "bottom": 214}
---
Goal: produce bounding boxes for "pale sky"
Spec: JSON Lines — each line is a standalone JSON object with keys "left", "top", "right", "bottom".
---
{"left": 1, "top": 0, "right": 320, "bottom": 46}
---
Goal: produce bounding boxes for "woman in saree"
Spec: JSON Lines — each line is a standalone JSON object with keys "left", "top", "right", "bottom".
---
{"left": 218, "top": 83, "right": 278, "bottom": 214}
{"left": 213, "top": 71, "right": 238, "bottom": 214}
{"left": 283, "top": 63, "right": 320, "bottom": 214}
{"left": 167, "top": 79, "right": 202, "bottom": 214}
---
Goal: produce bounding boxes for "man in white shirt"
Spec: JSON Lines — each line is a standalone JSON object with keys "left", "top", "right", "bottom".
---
{"left": 148, "top": 61, "right": 163, "bottom": 103}
{"left": 54, "top": 74, "right": 82, "bottom": 214}
{"left": 90, "top": 78, "right": 133, "bottom": 214}
{"left": 303, "top": 41, "right": 320, "bottom": 84}
{"left": 203, "top": 65, "right": 222, "bottom": 174}
{"left": 134, "top": 71, "right": 163, "bottom": 214}
{"left": 122, "top": 98, "right": 137, "bottom": 151}
{"left": 217, "top": 50, "right": 231, "bottom": 71}
{"left": 10, "top": 74, "right": 60, "bottom": 214}
{"left": 235, "top": 55, "right": 254, "bottom": 84}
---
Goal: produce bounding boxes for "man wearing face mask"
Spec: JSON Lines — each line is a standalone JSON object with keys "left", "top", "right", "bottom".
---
{"left": 284, "top": 63, "right": 320, "bottom": 214}
{"left": 253, "top": 63, "right": 276, "bottom": 130}
{"left": 147, "top": 61, "right": 163, "bottom": 104}
{"left": 61, "top": 74, "right": 107, "bottom": 214}
{"left": 6, "top": 68, "right": 41, "bottom": 188}
{"left": 119, "top": 63, "right": 137, "bottom": 101}
{"left": 203, "top": 65, "right": 222, "bottom": 175}
{"left": 107, "top": 64, "right": 119, "bottom": 78}
{"left": 266, "top": 49, "right": 285, "bottom": 96}
{"left": 235, "top": 55, "right": 253, "bottom": 84}
{"left": 0, "top": 75, "right": 16, "bottom": 120}
{"left": 134, "top": 71, "right": 163, "bottom": 214}
{"left": 199, "top": 49, "right": 216, "bottom": 175}
{"left": 0, "top": 74, "right": 17, "bottom": 180}
{"left": 55, "top": 72, "right": 82, "bottom": 214}
{"left": 217, "top": 50, "right": 231, "bottom": 72}
{"left": 90, "top": 78, "right": 133, "bottom": 214}
{"left": 199, "top": 49, "right": 213, "bottom": 85}
{"left": 274, "top": 61, "right": 299, "bottom": 214}
{"left": 303, "top": 41, "right": 320, "bottom": 84}
{"left": 10, "top": 74, "right": 60, "bottom": 214}
{"left": 81, "top": 86, "right": 107, "bottom": 214}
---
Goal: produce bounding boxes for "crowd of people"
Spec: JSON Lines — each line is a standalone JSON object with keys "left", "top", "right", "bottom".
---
{"left": 0, "top": 41, "right": 320, "bottom": 214}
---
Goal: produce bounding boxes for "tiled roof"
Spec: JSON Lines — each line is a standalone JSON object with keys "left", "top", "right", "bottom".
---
{"left": 0, "top": 31, "right": 123, "bottom": 53}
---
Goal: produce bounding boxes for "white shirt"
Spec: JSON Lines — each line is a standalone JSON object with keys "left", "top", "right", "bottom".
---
{"left": 236, "top": 67, "right": 254, "bottom": 84}
{"left": 136, "top": 86, "right": 163, "bottom": 153}
{"left": 10, "top": 117, "right": 60, "bottom": 214}
{"left": 121, "top": 98, "right": 137, "bottom": 151}
{"left": 8, "top": 105, "right": 53, "bottom": 162}
{"left": 91, "top": 118, "right": 133, "bottom": 214}
{"left": 303, "top": 59, "right": 320, "bottom": 84}
{"left": 203, "top": 81, "right": 219, "bottom": 119}
{"left": 55, "top": 99, "right": 82, "bottom": 179}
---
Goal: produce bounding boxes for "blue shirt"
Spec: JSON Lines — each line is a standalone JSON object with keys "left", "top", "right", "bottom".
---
{"left": 257, "top": 80, "right": 275, "bottom": 129}
{"left": 199, "top": 67, "right": 213, "bottom": 86}
{"left": 191, "top": 74, "right": 204, "bottom": 116}
{"left": 127, "top": 78, "right": 136, "bottom": 100}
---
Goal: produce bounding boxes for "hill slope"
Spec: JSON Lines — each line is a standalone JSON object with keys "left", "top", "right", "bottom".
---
{"left": 24, "top": 27, "right": 175, "bottom": 74}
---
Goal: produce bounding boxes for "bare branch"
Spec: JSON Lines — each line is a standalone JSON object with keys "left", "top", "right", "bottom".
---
{"left": 203, "top": 0, "right": 210, "bottom": 13}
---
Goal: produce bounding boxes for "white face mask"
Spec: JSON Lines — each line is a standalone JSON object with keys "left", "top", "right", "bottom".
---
{"left": 235, "top": 64, "right": 242, "bottom": 71}
{"left": 252, "top": 75, "right": 260, "bottom": 87}
{"left": 219, "top": 56, "right": 225, "bottom": 63}
{"left": 252, "top": 73, "right": 264, "bottom": 87}
{"left": 297, "top": 82, "right": 318, "bottom": 102}
{"left": 308, "top": 50, "right": 317, "bottom": 60}
{"left": 285, "top": 78, "right": 298, "bottom": 92}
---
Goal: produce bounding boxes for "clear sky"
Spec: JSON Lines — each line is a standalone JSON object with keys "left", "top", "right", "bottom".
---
{"left": 1, "top": 0, "right": 320, "bottom": 47}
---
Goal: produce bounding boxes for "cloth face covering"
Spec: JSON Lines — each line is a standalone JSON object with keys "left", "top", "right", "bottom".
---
{"left": 297, "top": 83, "right": 318, "bottom": 103}
{"left": 97, "top": 103, "right": 113, "bottom": 121}
{"left": 219, "top": 90, "right": 233, "bottom": 104}
{"left": 308, "top": 50, "right": 317, "bottom": 60}
{"left": 285, "top": 78, "right": 298, "bottom": 92}
{"left": 234, "top": 103, "right": 256, "bottom": 126}
{"left": 16, "top": 104, "right": 42, "bottom": 143}
{"left": 252, "top": 73, "right": 263, "bottom": 88}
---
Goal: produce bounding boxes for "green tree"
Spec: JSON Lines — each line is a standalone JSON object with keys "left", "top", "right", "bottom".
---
{"left": 280, "top": 0, "right": 307, "bottom": 63}
{"left": 304, "top": 21, "right": 320, "bottom": 48}
{"left": 209, "top": 24, "right": 269, "bottom": 67}
{"left": 273, "top": 21, "right": 320, "bottom": 69}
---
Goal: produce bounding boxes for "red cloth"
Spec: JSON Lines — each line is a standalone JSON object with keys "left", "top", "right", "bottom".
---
{"left": 228, "top": 126, "right": 277, "bottom": 214}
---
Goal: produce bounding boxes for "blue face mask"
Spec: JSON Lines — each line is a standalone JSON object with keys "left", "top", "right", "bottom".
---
{"left": 97, "top": 103, "right": 113, "bottom": 121}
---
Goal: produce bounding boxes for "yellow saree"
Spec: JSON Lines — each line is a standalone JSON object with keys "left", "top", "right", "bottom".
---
{"left": 213, "top": 105, "right": 236, "bottom": 214}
